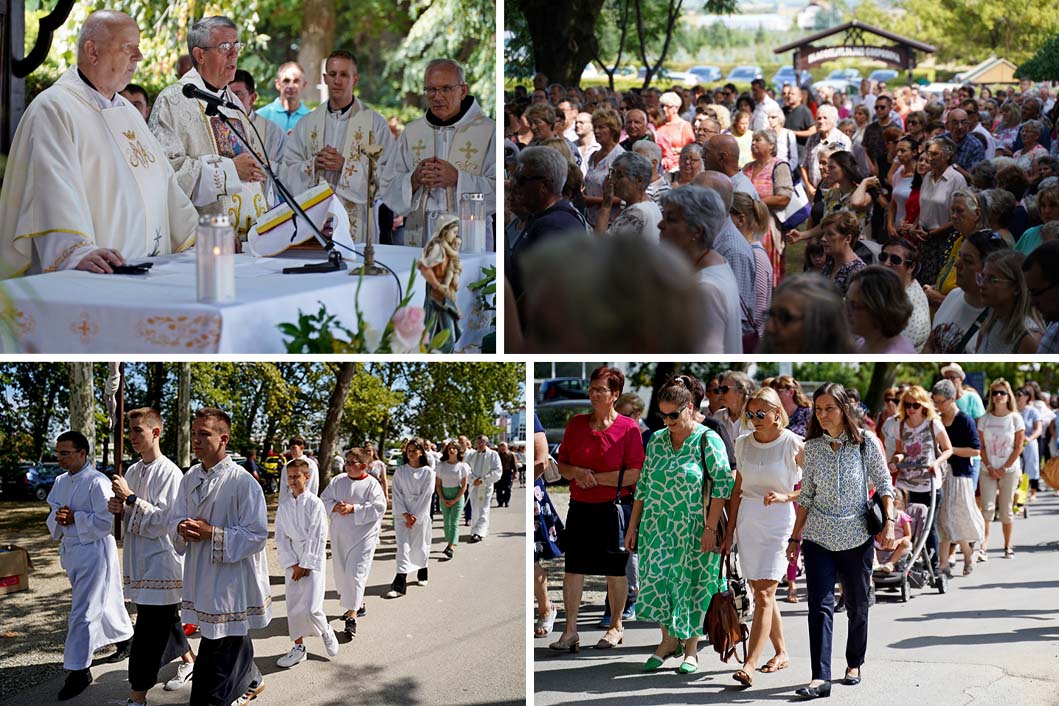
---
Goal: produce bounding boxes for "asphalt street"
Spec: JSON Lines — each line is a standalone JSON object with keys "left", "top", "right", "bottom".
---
{"left": 534, "top": 489, "right": 1059, "bottom": 706}
{"left": 7, "top": 485, "right": 526, "bottom": 706}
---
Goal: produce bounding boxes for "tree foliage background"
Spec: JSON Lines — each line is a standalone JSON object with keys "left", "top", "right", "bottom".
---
{"left": 23, "top": 0, "right": 495, "bottom": 119}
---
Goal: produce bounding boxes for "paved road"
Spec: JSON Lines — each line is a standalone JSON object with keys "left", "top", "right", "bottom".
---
{"left": 6, "top": 485, "right": 526, "bottom": 706}
{"left": 534, "top": 489, "right": 1059, "bottom": 706}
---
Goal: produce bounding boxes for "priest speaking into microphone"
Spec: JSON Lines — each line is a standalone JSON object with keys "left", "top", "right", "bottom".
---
{"left": 0, "top": 10, "right": 197, "bottom": 277}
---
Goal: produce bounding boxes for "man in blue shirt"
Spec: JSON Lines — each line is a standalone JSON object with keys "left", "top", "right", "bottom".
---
{"left": 257, "top": 61, "right": 311, "bottom": 133}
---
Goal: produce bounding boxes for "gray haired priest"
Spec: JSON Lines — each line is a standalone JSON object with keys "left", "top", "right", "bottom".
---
{"left": 279, "top": 50, "right": 393, "bottom": 243}
{"left": 149, "top": 16, "right": 270, "bottom": 237}
{"left": 378, "top": 59, "right": 495, "bottom": 246}
{"left": 0, "top": 10, "right": 197, "bottom": 277}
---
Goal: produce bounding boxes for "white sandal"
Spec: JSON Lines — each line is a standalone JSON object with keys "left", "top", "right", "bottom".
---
{"left": 534, "top": 606, "right": 557, "bottom": 637}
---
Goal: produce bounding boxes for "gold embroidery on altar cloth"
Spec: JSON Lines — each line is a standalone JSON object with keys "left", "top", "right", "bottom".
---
{"left": 14, "top": 311, "right": 35, "bottom": 338}
{"left": 70, "top": 312, "right": 99, "bottom": 344}
{"left": 136, "top": 313, "right": 222, "bottom": 351}
{"left": 123, "top": 130, "right": 158, "bottom": 168}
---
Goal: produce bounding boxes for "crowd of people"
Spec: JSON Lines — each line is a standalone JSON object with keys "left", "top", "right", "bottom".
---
{"left": 505, "top": 73, "right": 1059, "bottom": 354}
{"left": 45, "top": 407, "right": 519, "bottom": 705}
{"left": 533, "top": 364, "right": 1057, "bottom": 697}
{"left": 0, "top": 10, "right": 496, "bottom": 276}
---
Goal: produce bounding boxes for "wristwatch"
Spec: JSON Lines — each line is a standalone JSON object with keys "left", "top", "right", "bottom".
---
{"left": 125, "top": 494, "right": 137, "bottom": 507}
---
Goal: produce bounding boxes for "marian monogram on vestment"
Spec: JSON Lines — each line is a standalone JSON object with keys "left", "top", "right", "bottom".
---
{"left": 123, "top": 130, "right": 158, "bottom": 169}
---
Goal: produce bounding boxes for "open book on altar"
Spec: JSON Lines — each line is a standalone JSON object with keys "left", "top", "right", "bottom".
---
{"left": 246, "top": 183, "right": 356, "bottom": 258}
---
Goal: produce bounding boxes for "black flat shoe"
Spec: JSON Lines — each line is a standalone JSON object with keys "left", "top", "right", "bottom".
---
{"left": 106, "top": 639, "right": 130, "bottom": 663}
{"left": 795, "top": 682, "right": 831, "bottom": 699}
{"left": 844, "top": 668, "right": 861, "bottom": 686}
{"left": 58, "top": 669, "right": 92, "bottom": 700}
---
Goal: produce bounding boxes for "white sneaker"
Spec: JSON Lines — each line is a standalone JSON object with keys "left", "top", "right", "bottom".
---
{"left": 418, "top": 579, "right": 429, "bottom": 587}
{"left": 322, "top": 627, "right": 340, "bottom": 658}
{"left": 276, "top": 644, "right": 307, "bottom": 668}
{"left": 384, "top": 589, "right": 403, "bottom": 598}
{"left": 163, "top": 660, "right": 194, "bottom": 690}
{"left": 231, "top": 681, "right": 265, "bottom": 706}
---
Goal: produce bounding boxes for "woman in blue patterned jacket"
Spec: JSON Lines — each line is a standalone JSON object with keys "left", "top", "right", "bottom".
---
{"left": 785, "top": 383, "right": 896, "bottom": 699}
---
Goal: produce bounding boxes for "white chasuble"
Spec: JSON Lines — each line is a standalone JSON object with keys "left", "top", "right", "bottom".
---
{"left": 274, "top": 492, "right": 329, "bottom": 640}
{"left": 122, "top": 455, "right": 184, "bottom": 605}
{"left": 378, "top": 97, "right": 496, "bottom": 246}
{"left": 0, "top": 67, "right": 197, "bottom": 277}
{"left": 46, "top": 463, "right": 134, "bottom": 670}
{"left": 171, "top": 456, "right": 271, "bottom": 639}
{"left": 465, "top": 448, "right": 502, "bottom": 537}
{"left": 319, "top": 474, "right": 386, "bottom": 610}
{"left": 391, "top": 463, "right": 436, "bottom": 574}
{"left": 150, "top": 69, "right": 270, "bottom": 235}
{"left": 279, "top": 99, "right": 394, "bottom": 243}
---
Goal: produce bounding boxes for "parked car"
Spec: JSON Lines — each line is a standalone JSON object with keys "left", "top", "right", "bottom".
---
{"left": 868, "top": 69, "right": 899, "bottom": 84}
{"left": 387, "top": 448, "right": 403, "bottom": 468}
{"left": 771, "top": 66, "right": 813, "bottom": 91}
{"left": 538, "top": 377, "right": 589, "bottom": 403}
{"left": 726, "top": 65, "right": 763, "bottom": 83}
{"left": 825, "top": 68, "right": 862, "bottom": 83}
{"left": 537, "top": 400, "right": 594, "bottom": 447}
{"left": 0, "top": 462, "right": 34, "bottom": 499}
{"left": 28, "top": 462, "right": 63, "bottom": 501}
{"left": 688, "top": 65, "right": 723, "bottom": 84}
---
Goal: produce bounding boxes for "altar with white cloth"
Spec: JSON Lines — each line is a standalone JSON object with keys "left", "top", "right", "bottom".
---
{"left": 1, "top": 246, "right": 493, "bottom": 353}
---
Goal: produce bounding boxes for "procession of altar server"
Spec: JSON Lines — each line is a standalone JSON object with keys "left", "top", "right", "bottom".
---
{"left": 0, "top": 10, "right": 496, "bottom": 277}
{"left": 46, "top": 406, "right": 512, "bottom": 705}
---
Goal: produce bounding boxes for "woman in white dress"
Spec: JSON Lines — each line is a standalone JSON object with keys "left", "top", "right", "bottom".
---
{"left": 723, "top": 386, "right": 803, "bottom": 687}
{"left": 387, "top": 438, "right": 436, "bottom": 597}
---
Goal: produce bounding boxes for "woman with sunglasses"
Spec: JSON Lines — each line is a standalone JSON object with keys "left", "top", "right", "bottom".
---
{"left": 977, "top": 379, "right": 1025, "bottom": 560}
{"left": 759, "top": 273, "right": 855, "bottom": 354}
{"left": 904, "top": 111, "right": 928, "bottom": 144}
{"left": 845, "top": 266, "right": 915, "bottom": 353}
{"left": 711, "top": 370, "right": 756, "bottom": 443}
{"left": 787, "top": 384, "right": 896, "bottom": 699}
{"left": 931, "top": 379, "right": 984, "bottom": 577}
{"left": 975, "top": 249, "right": 1044, "bottom": 353}
{"left": 624, "top": 376, "right": 732, "bottom": 674}
{"left": 771, "top": 376, "right": 812, "bottom": 438}
{"left": 551, "top": 366, "right": 644, "bottom": 653}
{"left": 878, "top": 238, "right": 930, "bottom": 350}
{"left": 1014, "top": 388, "right": 1043, "bottom": 505}
{"left": 890, "top": 385, "right": 953, "bottom": 576}
{"left": 724, "top": 387, "right": 803, "bottom": 687}
{"left": 875, "top": 385, "right": 906, "bottom": 463}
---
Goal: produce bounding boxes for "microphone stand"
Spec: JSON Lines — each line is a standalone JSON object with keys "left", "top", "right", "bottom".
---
{"left": 203, "top": 102, "right": 346, "bottom": 273}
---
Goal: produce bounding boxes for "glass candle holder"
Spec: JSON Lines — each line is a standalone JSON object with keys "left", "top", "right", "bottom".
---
{"left": 459, "top": 192, "right": 487, "bottom": 252}
{"left": 196, "top": 214, "right": 236, "bottom": 303}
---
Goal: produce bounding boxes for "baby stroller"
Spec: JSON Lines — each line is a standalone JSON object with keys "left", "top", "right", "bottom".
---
{"left": 872, "top": 465, "right": 947, "bottom": 602}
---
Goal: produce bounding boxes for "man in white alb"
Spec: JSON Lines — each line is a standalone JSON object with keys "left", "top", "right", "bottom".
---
{"left": 172, "top": 408, "right": 270, "bottom": 706}
{"left": 280, "top": 50, "right": 394, "bottom": 243}
{"left": 47, "top": 430, "right": 134, "bottom": 700}
{"left": 150, "top": 16, "right": 270, "bottom": 237}
{"left": 464, "top": 434, "right": 502, "bottom": 542}
{"left": 0, "top": 10, "right": 196, "bottom": 277}
{"left": 379, "top": 59, "right": 495, "bottom": 246}
{"left": 280, "top": 435, "right": 319, "bottom": 503}
{"left": 107, "top": 408, "right": 196, "bottom": 704}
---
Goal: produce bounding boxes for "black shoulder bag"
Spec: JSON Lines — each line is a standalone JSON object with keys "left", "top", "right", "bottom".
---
{"left": 860, "top": 439, "right": 886, "bottom": 535}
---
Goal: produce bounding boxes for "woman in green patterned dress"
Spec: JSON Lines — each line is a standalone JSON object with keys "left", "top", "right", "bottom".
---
{"left": 625, "top": 377, "right": 734, "bottom": 674}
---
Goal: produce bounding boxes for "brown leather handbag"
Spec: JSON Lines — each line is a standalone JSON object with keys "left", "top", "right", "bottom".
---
{"left": 704, "top": 553, "right": 749, "bottom": 663}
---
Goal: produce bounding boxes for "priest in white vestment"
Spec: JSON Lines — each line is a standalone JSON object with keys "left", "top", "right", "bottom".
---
{"left": 378, "top": 58, "right": 495, "bottom": 247}
{"left": 464, "top": 435, "right": 503, "bottom": 542}
{"left": 47, "top": 430, "right": 134, "bottom": 701}
{"left": 107, "top": 408, "right": 195, "bottom": 704}
{"left": 0, "top": 11, "right": 196, "bottom": 277}
{"left": 229, "top": 69, "right": 286, "bottom": 168}
{"left": 172, "top": 408, "right": 270, "bottom": 706}
{"left": 149, "top": 16, "right": 271, "bottom": 237}
{"left": 279, "top": 435, "right": 319, "bottom": 504}
{"left": 319, "top": 447, "right": 387, "bottom": 636}
{"left": 280, "top": 51, "right": 394, "bottom": 243}
{"left": 274, "top": 459, "right": 339, "bottom": 667}
{"left": 387, "top": 439, "right": 436, "bottom": 597}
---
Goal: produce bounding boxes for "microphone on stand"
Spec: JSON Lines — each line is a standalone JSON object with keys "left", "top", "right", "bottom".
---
{"left": 181, "top": 83, "right": 243, "bottom": 112}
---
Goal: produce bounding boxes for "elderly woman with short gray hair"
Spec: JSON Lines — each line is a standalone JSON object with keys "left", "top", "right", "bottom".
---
{"left": 596, "top": 151, "right": 663, "bottom": 240}
{"left": 658, "top": 185, "right": 743, "bottom": 352}
{"left": 1014, "top": 119, "right": 1048, "bottom": 173}
{"left": 931, "top": 378, "right": 983, "bottom": 576}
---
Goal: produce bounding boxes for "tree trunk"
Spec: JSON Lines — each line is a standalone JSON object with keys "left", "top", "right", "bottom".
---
{"left": 865, "top": 362, "right": 898, "bottom": 416}
{"left": 296, "top": 0, "right": 337, "bottom": 104}
{"left": 177, "top": 363, "right": 191, "bottom": 469}
{"left": 317, "top": 363, "right": 357, "bottom": 493}
{"left": 146, "top": 362, "right": 164, "bottom": 411}
{"left": 645, "top": 362, "right": 678, "bottom": 434}
{"left": 68, "top": 363, "right": 95, "bottom": 463}
{"left": 518, "top": 0, "right": 606, "bottom": 86}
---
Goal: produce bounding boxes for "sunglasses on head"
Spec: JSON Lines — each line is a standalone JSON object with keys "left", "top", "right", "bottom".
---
{"left": 902, "top": 401, "right": 922, "bottom": 410}
{"left": 744, "top": 409, "right": 772, "bottom": 420}
{"left": 656, "top": 409, "right": 683, "bottom": 421}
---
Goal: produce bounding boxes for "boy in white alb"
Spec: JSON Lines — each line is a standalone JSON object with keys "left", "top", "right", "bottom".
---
{"left": 107, "top": 408, "right": 196, "bottom": 704}
{"left": 320, "top": 447, "right": 387, "bottom": 636}
{"left": 275, "top": 458, "right": 339, "bottom": 667}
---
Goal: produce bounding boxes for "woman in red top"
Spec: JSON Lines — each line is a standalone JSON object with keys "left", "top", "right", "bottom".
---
{"left": 549, "top": 366, "right": 645, "bottom": 653}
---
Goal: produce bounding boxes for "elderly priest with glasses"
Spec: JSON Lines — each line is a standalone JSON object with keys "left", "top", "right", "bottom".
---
{"left": 0, "top": 10, "right": 197, "bottom": 277}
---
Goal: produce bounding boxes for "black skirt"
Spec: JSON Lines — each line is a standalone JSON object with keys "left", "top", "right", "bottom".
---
{"left": 563, "top": 499, "right": 631, "bottom": 577}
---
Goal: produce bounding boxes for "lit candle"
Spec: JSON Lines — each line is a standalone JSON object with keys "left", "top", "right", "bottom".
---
{"left": 196, "top": 215, "right": 236, "bottom": 303}
{"left": 459, "top": 193, "right": 486, "bottom": 252}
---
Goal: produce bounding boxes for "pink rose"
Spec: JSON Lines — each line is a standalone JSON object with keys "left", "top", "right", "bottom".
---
{"left": 391, "top": 306, "right": 425, "bottom": 351}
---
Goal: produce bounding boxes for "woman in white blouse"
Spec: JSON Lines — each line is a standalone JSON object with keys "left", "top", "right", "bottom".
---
{"left": 786, "top": 383, "right": 896, "bottom": 699}
{"left": 977, "top": 378, "right": 1025, "bottom": 559}
{"left": 723, "top": 387, "right": 803, "bottom": 687}
{"left": 434, "top": 440, "right": 470, "bottom": 559}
